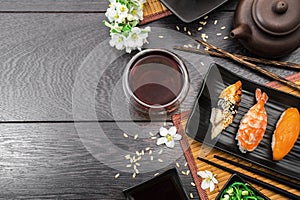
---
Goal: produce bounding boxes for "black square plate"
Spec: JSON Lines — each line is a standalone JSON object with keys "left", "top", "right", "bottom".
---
{"left": 160, "top": 0, "right": 228, "bottom": 23}
{"left": 185, "top": 63, "right": 300, "bottom": 181}
{"left": 123, "top": 168, "right": 189, "bottom": 200}
{"left": 215, "top": 174, "right": 270, "bottom": 200}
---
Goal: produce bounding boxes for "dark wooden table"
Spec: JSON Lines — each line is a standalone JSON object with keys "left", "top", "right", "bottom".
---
{"left": 0, "top": 0, "right": 299, "bottom": 199}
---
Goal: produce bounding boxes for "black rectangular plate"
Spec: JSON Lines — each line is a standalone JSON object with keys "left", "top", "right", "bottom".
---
{"left": 160, "top": 0, "right": 228, "bottom": 23}
{"left": 186, "top": 63, "right": 300, "bottom": 181}
{"left": 123, "top": 168, "right": 189, "bottom": 200}
{"left": 215, "top": 174, "right": 270, "bottom": 200}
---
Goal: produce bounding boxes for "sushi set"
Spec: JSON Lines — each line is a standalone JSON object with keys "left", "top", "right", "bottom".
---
{"left": 186, "top": 63, "right": 300, "bottom": 181}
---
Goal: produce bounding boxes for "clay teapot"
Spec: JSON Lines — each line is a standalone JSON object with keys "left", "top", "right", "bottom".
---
{"left": 231, "top": 0, "right": 300, "bottom": 58}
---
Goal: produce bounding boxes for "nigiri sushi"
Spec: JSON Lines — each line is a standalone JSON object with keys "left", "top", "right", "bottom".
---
{"left": 272, "top": 108, "right": 300, "bottom": 161}
{"left": 210, "top": 81, "right": 242, "bottom": 139}
{"left": 236, "top": 88, "right": 268, "bottom": 153}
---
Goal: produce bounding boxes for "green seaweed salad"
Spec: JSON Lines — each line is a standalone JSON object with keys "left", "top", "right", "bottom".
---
{"left": 220, "top": 181, "right": 265, "bottom": 200}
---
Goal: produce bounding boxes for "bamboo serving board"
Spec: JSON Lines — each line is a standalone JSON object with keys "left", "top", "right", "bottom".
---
{"left": 141, "top": 0, "right": 172, "bottom": 24}
{"left": 172, "top": 72, "right": 300, "bottom": 200}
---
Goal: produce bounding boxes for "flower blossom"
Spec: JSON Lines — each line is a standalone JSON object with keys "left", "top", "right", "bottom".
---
{"left": 197, "top": 170, "right": 218, "bottom": 192}
{"left": 156, "top": 126, "right": 182, "bottom": 148}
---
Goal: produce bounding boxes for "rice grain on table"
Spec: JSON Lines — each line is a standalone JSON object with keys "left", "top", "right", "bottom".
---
{"left": 204, "top": 15, "right": 209, "bottom": 19}
{"left": 158, "top": 149, "right": 163, "bottom": 154}
{"left": 176, "top": 162, "right": 180, "bottom": 168}
{"left": 145, "top": 147, "right": 151, "bottom": 151}
{"left": 216, "top": 33, "right": 222, "bottom": 36}
{"left": 149, "top": 150, "right": 153, "bottom": 155}
{"left": 184, "top": 162, "right": 188, "bottom": 167}
{"left": 187, "top": 31, "right": 192, "bottom": 36}
{"left": 158, "top": 35, "right": 164, "bottom": 38}
{"left": 154, "top": 173, "right": 159, "bottom": 176}
{"left": 190, "top": 193, "right": 194, "bottom": 199}
{"left": 150, "top": 156, "right": 154, "bottom": 161}
{"left": 158, "top": 159, "right": 163, "bottom": 162}
{"left": 151, "top": 136, "right": 157, "bottom": 140}
{"left": 132, "top": 173, "right": 136, "bottom": 178}
{"left": 123, "top": 133, "right": 128, "bottom": 138}
{"left": 125, "top": 154, "right": 131, "bottom": 159}
{"left": 214, "top": 20, "right": 218, "bottom": 25}
{"left": 126, "top": 164, "right": 132, "bottom": 168}
{"left": 186, "top": 170, "right": 190, "bottom": 175}
{"left": 114, "top": 173, "right": 120, "bottom": 179}
{"left": 181, "top": 171, "right": 186, "bottom": 175}
{"left": 183, "top": 27, "right": 187, "bottom": 32}
{"left": 134, "top": 134, "right": 138, "bottom": 139}
{"left": 224, "top": 36, "right": 229, "bottom": 40}
{"left": 191, "top": 182, "right": 196, "bottom": 187}
{"left": 176, "top": 26, "right": 180, "bottom": 31}
{"left": 149, "top": 132, "right": 154, "bottom": 136}
{"left": 221, "top": 26, "right": 226, "bottom": 30}
{"left": 197, "top": 27, "right": 203, "bottom": 31}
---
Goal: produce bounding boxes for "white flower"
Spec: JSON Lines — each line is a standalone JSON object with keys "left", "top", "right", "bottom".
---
{"left": 124, "top": 26, "right": 150, "bottom": 53}
{"left": 156, "top": 126, "right": 182, "bottom": 148}
{"left": 115, "top": 2, "right": 129, "bottom": 22}
{"left": 197, "top": 170, "right": 218, "bottom": 192}
{"left": 109, "top": 33, "right": 126, "bottom": 50}
{"left": 105, "top": 5, "right": 118, "bottom": 23}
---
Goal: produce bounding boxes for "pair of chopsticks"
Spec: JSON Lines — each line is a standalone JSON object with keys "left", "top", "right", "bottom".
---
{"left": 198, "top": 156, "right": 300, "bottom": 199}
{"left": 173, "top": 39, "right": 300, "bottom": 91}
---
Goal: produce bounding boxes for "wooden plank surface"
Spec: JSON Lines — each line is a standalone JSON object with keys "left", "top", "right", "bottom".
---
{"left": 0, "top": 122, "right": 198, "bottom": 199}
{"left": 0, "top": 12, "right": 298, "bottom": 122}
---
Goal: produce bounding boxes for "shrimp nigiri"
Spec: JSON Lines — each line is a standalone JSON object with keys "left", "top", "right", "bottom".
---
{"left": 236, "top": 88, "right": 268, "bottom": 153}
{"left": 272, "top": 108, "right": 300, "bottom": 161}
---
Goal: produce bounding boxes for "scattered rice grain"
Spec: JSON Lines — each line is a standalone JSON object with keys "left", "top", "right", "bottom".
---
{"left": 204, "top": 15, "right": 209, "bottom": 19}
{"left": 126, "top": 164, "right": 132, "bottom": 168}
{"left": 163, "top": 122, "right": 167, "bottom": 126}
{"left": 221, "top": 26, "right": 226, "bottom": 30}
{"left": 197, "top": 27, "right": 203, "bottom": 31}
{"left": 151, "top": 136, "right": 157, "bottom": 140}
{"left": 149, "top": 132, "right": 154, "bottom": 136}
{"left": 132, "top": 173, "right": 136, "bottom": 178}
{"left": 114, "top": 173, "right": 120, "bottom": 179}
{"left": 191, "top": 182, "right": 196, "bottom": 187}
{"left": 187, "top": 31, "right": 192, "bottom": 36}
{"left": 158, "top": 149, "right": 163, "bottom": 155}
{"left": 158, "top": 35, "right": 164, "bottom": 38}
{"left": 186, "top": 170, "right": 190, "bottom": 175}
{"left": 125, "top": 154, "right": 131, "bottom": 159}
{"left": 223, "top": 36, "right": 229, "bottom": 40}
{"left": 181, "top": 171, "right": 186, "bottom": 175}
{"left": 158, "top": 159, "right": 163, "bottom": 162}
{"left": 135, "top": 162, "right": 140, "bottom": 166}
{"left": 145, "top": 147, "right": 151, "bottom": 151}
{"left": 176, "top": 26, "right": 180, "bottom": 31}
{"left": 190, "top": 193, "right": 194, "bottom": 199}
{"left": 216, "top": 33, "right": 222, "bottom": 36}
{"left": 200, "top": 62, "right": 204, "bottom": 66}
{"left": 154, "top": 173, "right": 159, "bottom": 176}
{"left": 184, "top": 162, "right": 188, "bottom": 167}
{"left": 150, "top": 156, "right": 154, "bottom": 161}
{"left": 141, "top": 150, "right": 144, "bottom": 156}
{"left": 149, "top": 150, "right": 153, "bottom": 155}
{"left": 123, "top": 133, "right": 128, "bottom": 138}
{"left": 196, "top": 44, "right": 200, "bottom": 49}
{"left": 134, "top": 134, "right": 138, "bottom": 139}
{"left": 176, "top": 162, "right": 180, "bottom": 168}
{"left": 136, "top": 151, "right": 140, "bottom": 156}
{"left": 183, "top": 27, "right": 187, "bottom": 32}
{"left": 214, "top": 20, "right": 218, "bottom": 25}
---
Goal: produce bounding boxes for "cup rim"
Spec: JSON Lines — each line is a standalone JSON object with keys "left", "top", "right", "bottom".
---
{"left": 122, "top": 48, "right": 189, "bottom": 111}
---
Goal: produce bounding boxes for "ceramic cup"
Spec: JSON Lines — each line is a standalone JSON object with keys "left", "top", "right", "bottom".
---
{"left": 122, "top": 49, "right": 189, "bottom": 115}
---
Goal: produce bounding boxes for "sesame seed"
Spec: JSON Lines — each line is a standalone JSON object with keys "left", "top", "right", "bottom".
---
{"left": 221, "top": 26, "right": 226, "bottom": 30}
{"left": 224, "top": 36, "right": 229, "bottom": 40}
{"left": 123, "top": 133, "right": 128, "bottom": 138}
{"left": 134, "top": 134, "right": 138, "bottom": 139}
{"left": 191, "top": 182, "right": 196, "bottom": 187}
{"left": 158, "top": 35, "right": 164, "bottom": 38}
{"left": 176, "top": 26, "right": 180, "bottom": 31}
{"left": 158, "top": 159, "right": 163, "bottom": 162}
{"left": 114, "top": 173, "right": 120, "bottom": 179}
{"left": 190, "top": 193, "right": 194, "bottom": 199}
{"left": 176, "top": 162, "right": 180, "bottom": 168}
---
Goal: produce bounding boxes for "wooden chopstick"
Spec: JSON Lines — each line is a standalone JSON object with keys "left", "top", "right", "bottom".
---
{"left": 195, "top": 39, "right": 300, "bottom": 91}
{"left": 198, "top": 157, "right": 300, "bottom": 199}
{"left": 173, "top": 45, "right": 300, "bottom": 70}
{"left": 214, "top": 155, "right": 300, "bottom": 191}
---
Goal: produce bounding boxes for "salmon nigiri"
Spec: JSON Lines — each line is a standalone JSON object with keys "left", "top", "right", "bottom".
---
{"left": 272, "top": 108, "right": 300, "bottom": 161}
{"left": 236, "top": 88, "right": 268, "bottom": 153}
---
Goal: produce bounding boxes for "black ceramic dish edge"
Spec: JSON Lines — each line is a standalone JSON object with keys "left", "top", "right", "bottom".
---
{"left": 185, "top": 63, "right": 300, "bottom": 182}
{"left": 123, "top": 168, "right": 190, "bottom": 200}
{"left": 215, "top": 174, "right": 270, "bottom": 200}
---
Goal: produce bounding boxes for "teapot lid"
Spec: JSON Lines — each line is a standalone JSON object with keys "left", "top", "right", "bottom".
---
{"left": 252, "top": 0, "right": 300, "bottom": 36}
